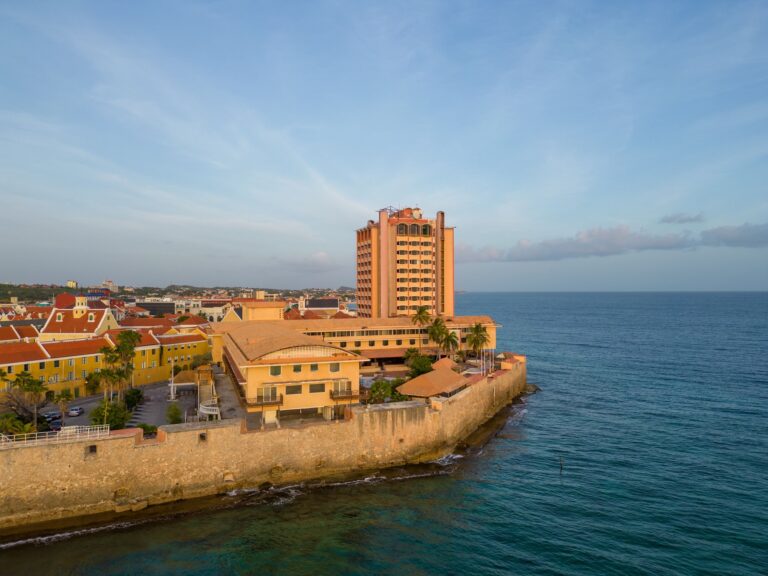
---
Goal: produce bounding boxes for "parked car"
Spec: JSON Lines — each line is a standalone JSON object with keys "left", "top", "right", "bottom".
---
{"left": 67, "top": 407, "right": 85, "bottom": 417}
{"left": 43, "top": 411, "right": 62, "bottom": 422}
{"left": 49, "top": 420, "right": 63, "bottom": 431}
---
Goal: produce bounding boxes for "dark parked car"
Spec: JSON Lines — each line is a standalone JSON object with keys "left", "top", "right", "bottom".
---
{"left": 49, "top": 420, "right": 63, "bottom": 431}
{"left": 43, "top": 411, "right": 62, "bottom": 422}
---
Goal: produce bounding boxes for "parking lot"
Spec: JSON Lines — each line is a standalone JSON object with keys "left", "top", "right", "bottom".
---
{"left": 41, "top": 381, "right": 199, "bottom": 429}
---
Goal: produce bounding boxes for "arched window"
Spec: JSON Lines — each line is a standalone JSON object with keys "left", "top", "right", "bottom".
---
{"left": 422, "top": 224, "right": 432, "bottom": 236}
{"left": 410, "top": 224, "right": 420, "bottom": 235}
{"left": 397, "top": 224, "right": 407, "bottom": 235}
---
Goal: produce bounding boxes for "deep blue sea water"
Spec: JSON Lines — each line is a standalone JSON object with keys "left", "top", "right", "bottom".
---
{"left": 2, "top": 292, "right": 767, "bottom": 575}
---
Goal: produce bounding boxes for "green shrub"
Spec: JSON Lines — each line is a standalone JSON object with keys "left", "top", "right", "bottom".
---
{"left": 137, "top": 423, "right": 158, "bottom": 436}
{"left": 166, "top": 402, "right": 183, "bottom": 424}
{"left": 124, "top": 388, "right": 144, "bottom": 411}
{"left": 407, "top": 355, "right": 433, "bottom": 378}
{"left": 90, "top": 400, "right": 130, "bottom": 429}
{"left": 369, "top": 378, "right": 408, "bottom": 403}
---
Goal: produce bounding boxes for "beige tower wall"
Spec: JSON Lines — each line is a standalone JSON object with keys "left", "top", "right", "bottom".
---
{"left": 443, "top": 227, "right": 455, "bottom": 316}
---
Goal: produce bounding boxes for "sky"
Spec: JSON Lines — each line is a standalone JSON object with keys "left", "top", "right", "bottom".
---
{"left": 1, "top": 1, "right": 767, "bottom": 291}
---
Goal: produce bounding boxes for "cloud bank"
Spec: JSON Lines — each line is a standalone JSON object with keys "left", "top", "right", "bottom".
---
{"left": 458, "top": 222, "right": 768, "bottom": 263}
{"left": 660, "top": 212, "right": 705, "bottom": 224}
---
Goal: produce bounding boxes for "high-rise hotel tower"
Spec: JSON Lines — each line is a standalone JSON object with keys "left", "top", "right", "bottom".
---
{"left": 356, "top": 207, "right": 455, "bottom": 318}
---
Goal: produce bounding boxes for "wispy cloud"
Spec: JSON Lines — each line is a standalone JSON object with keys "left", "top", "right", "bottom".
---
{"left": 660, "top": 212, "right": 704, "bottom": 224}
{"left": 700, "top": 222, "right": 768, "bottom": 247}
{"left": 458, "top": 221, "right": 768, "bottom": 263}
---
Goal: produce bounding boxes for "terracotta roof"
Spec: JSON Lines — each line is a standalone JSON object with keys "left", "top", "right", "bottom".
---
{"left": 105, "top": 329, "right": 160, "bottom": 348}
{"left": 15, "top": 325, "right": 39, "bottom": 339}
{"left": 0, "top": 341, "right": 48, "bottom": 364}
{"left": 24, "top": 306, "right": 52, "bottom": 319}
{"left": 432, "top": 357, "right": 458, "bottom": 370}
{"left": 0, "top": 326, "right": 19, "bottom": 342}
{"left": 120, "top": 317, "right": 174, "bottom": 328}
{"left": 222, "top": 323, "right": 355, "bottom": 363}
{"left": 54, "top": 293, "right": 78, "bottom": 308}
{"left": 396, "top": 368, "right": 468, "bottom": 398}
{"left": 41, "top": 308, "right": 108, "bottom": 335}
{"left": 42, "top": 337, "right": 112, "bottom": 360}
{"left": 302, "top": 310, "right": 322, "bottom": 319}
{"left": 223, "top": 347, "right": 246, "bottom": 384}
{"left": 156, "top": 333, "right": 207, "bottom": 345}
{"left": 178, "top": 316, "right": 208, "bottom": 325}
{"left": 332, "top": 311, "right": 352, "bottom": 319}
{"left": 284, "top": 308, "right": 301, "bottom": 320}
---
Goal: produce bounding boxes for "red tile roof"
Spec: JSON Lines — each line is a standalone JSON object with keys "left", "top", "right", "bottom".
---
{"left": 178, "top": 316, "right": 208, "bottom": 325}
{"left": 54, "top": 293, "right": 78, "bottom": 308}
{"left": 41, "top": 337, "right": 112, "bottom": 359}
{"left": 41, "top": 308, "right": 108, "bottom": 335}
{"left": 0, "top": 342, "right": 48, "bottom": 364}
{"left": 24, "top": 306, "right": 52, "bottom": 319}
{"left": 156, "top": 333, "right": 207, "bottom": 345}
{"left": 119, "top": 317, "right": 174, "bottom": 328}
{"left": 284, "top": 308, "right": 301, "bottom": 319}
{"left": 332, "top": 311, "right": 352, "bottom": 319}
{"left": 0, "top": 326, "right": 19, "bottom": 342}
{"left": 105, "top": 329, "right": 160, "bottom": 348}
{"left": 15, "top": 325, "right": 39, "bottom": 339}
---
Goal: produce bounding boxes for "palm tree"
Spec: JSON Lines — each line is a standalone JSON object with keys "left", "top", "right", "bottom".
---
{"left": 466, "top": 323, "right": 490, "bottom": 358}
{"left": 54, "top": 389, "right": 73, "bottom": 427}
{"left": 428, "top": 318, "right": 448, "bottom": 359}
{"left": 115, "top": 331, "right": 141, "bottom": 391}
{"left": 85, "top": 371, "right": 102, "bottom": 396}
{"left": 13, "top": 371, "right": 48, "bottom": 431}
{"left": 441, "top": 330, "right": 459, "bottom": 358}
{"left": 403, "top": 347, "right": 420, "bottom": 367}
{"left": 411, "top": 306, "right": 431, "bottom": 352}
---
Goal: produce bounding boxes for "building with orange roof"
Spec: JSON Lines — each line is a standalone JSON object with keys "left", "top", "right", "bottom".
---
{"left": 38, "top": 296, "right": 118, "bottom": 343}
{"left": 356, "top": 207, "right": 454, "bottom": 318}
{"left": 216, "top": 322, "right": 363, "bottom": 424}
{"left": 1, "top": 326, "right": 210, "bottom": 398}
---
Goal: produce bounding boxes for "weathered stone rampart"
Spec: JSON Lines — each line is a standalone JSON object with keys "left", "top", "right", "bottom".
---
{"left": 0, "top": 363, "right": 525, "bottom": 532}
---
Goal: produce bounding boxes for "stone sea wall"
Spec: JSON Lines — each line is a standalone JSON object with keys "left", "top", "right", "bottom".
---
{"left": 0, "top": 363, "right": 526, "bottom": 532}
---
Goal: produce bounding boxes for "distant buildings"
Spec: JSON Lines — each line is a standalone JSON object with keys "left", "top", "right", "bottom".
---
{"left": 356, "top": 207, "right": 454, "bottom": 318}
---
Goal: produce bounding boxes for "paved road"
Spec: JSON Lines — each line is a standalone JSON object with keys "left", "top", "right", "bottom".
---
{"left": 43, "top": 381, "right": 197, "bottom": 428}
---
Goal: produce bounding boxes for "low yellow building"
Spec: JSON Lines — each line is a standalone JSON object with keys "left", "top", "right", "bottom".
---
{"left": 212, "top": 315, "right": 497, "bottom": 365}
{"left": 218, "top": 323, "right": 363, "bottom": 424}
{"left": 223, "top": 300, "right": 286, "bottom": 322}
{"left": 0, "top": 329, "right": 210, "bottom": 399}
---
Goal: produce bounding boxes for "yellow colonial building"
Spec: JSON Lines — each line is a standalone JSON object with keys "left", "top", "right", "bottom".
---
{"left": 213, "top": 323, "right": 363, "bottom": 424}
{"left": 0, "top": 329, "right": 209, "bottom": 399}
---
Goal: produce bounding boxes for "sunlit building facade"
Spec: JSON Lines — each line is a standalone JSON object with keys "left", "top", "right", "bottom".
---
{"left": 356, "top": 207, "right": 455, "bottom": 318}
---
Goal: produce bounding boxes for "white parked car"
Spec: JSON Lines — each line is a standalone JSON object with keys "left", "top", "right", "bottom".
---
{"left": 67, "top": 407, "right": 85, "bottom": 417}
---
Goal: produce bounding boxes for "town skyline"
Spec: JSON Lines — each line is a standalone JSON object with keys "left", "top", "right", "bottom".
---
{"left": 1, "top": 2, "right": 767, "bottom": 290}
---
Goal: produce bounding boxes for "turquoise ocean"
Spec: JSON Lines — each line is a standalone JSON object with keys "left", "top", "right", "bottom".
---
{"left": 1, "top": 292, "right": 766, "bottom": 575}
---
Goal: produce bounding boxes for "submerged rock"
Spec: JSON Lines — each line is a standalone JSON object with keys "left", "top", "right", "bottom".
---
{"left": 524, "top": 383, "right": 541, "bottom": 394}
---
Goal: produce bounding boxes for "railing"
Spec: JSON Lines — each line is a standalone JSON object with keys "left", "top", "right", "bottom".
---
{"left": 330, "top": 389, "right": 360, "bottom": 400}
{"left": 0, "top": 425, "right": 111, "bottom": 449}
{"left": 198, "top": 398, "right": 221, "bottom": 416}
{"left": 245, "top": 394, "right": 284, "bottom": 407}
